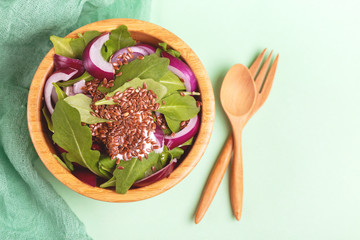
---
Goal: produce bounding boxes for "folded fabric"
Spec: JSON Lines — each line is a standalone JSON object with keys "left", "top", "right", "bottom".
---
{"left": 0, "top": 0, "right": 151, "bottom": 239}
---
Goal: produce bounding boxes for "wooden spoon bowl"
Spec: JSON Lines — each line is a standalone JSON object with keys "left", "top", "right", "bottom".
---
{"left": 27, "top": 19, "right": 215, "bottom": 202}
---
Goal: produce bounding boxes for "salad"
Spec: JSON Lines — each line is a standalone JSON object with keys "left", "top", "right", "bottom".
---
{"left": 43, "top": 25, "right": 201, "bottom": 194}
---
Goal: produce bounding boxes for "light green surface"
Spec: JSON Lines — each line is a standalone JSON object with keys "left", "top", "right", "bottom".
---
{"left": 34, "top": 0, "right": 360, "bottom": 239}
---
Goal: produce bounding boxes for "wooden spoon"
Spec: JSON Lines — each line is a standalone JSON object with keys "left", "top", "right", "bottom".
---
{"left": 220, "top": 64, "right": 256, "bottom": 220}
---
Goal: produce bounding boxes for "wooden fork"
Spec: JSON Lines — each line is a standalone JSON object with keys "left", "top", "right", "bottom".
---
{"left": 195, "top": 49, "right": 279, "bottom": 223}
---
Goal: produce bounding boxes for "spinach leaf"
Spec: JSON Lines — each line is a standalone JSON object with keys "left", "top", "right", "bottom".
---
{"left": 169, "top": 147, "right": 184, "bottom": 159}
{"left": 50, "top": 31, "right": 101, "bottom": 59}
{"left": 158, "top": 42, "right": 181, "bottom": 58}
{"left": 158, "top": 71, "right": 186, "bottom": 96}
{"left": 101, "top": 25, "right": 136, "bottom": 61}
{"left": 114, "top": 151, "right": 161, "bottom": 194}
{"left": 165, "top": 115, "right": 181, "bottom": 133}
{"left": 95, "top": 78, "right": 167, "bottom": 105}
{"left": 179, "top": 137, "right": 194, "bottom": 147}
{"left": 42, "top": 106, "right": 53, "bottom": 132}
{"left": 56, "top": 72, "right": 93, "bottom": 87}
{"left": 100, "top": 54, "right": 169, "bottom": 93}
{"left": 52, "top": 83, "right": 67, "bottom": 101}
{"left": 51, "top": 100, "right": 106, "bottom": 178}
{"left": 157, "top": 93, "right": 200, "bottom": 120}
{"left": 64, "top": 94, "right": 109, "bottom": 124}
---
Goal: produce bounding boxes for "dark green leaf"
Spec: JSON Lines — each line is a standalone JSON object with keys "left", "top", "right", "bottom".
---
{"left": 179, "top": 137, "right": 194, "bottom": 147}
{"left": 157, "top": 92, "right": 200, "bottom": 120}
{"left": 95, "top": 78, "right": 167, "bottom": 105}
{"left": 61, "top": 152, "right": 74, "bottom": 171}
{"left": 98, "top": 154, "right": 116, "bottom": 179}
{"left": 53, "top": 154, "right": 71, "bottom": 171}
{"left": 101, "top": 25, "right": 136, "bottom": 61}
{"left": 51, "top": 100, "right": 105, "bottom": 178}
{"left": 42, "top": 106, "right": 53, "bottom": 132}
{"left": 56, "top": 72, "right": 93, "bottom": 87}
{"left": 100, "top": 176, "right": 115, "bottom": 188}
{"left": 158, "top": 42, "right": 181, "bottom": 58}
{"left": 114, "top": 151, "right": 161, "bottom": 194}
{"left": 100, "top": 54, "right": 169, "bottom": 93}
{"left": 64, "top": 94, "right": 109, "bottom": 124}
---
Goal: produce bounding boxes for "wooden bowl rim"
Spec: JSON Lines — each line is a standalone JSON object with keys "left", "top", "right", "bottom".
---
{"left": 27, "top": 18, "right": 215, "bottom": 202}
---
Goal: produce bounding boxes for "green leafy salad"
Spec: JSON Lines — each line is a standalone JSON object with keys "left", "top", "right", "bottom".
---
{"left": 43, "top": 25, "right": 201, "bottom": 193}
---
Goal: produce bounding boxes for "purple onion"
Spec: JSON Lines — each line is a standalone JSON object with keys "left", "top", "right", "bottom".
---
{"left": 154, "top": 125, "right": 165, "bottom": 153}
{"left": 133, "top": 158, "right": 177, "bottom": 188}
{"left": 111, "top": 46, "right": 149, "bottom": 64}
{"left": 53, "top": 54, "right": 84, "bottom": 78}
{"left": 44, "top": 68, "right": 78, "bottom": 114}
{"left": 161, "top": 52, "right": 198, "bottom": 92}
{"left": 82, "top": 33, "right": 114, "bottom": 80}
{"left": 136, "top": 43, "right": 156, "bottom": 54}
{"left": 73, "top": 80, "right": 86, "bottom": 94}
{"left": 164, "top": 115, "right": 200, "bottom": 150}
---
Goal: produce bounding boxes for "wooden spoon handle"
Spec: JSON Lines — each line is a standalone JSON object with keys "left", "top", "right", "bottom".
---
{"left": 195, "top": 135, "right": 233, "bottom": 224}
{"left": 230, "top": 131, "right": 243, "bottom": 221}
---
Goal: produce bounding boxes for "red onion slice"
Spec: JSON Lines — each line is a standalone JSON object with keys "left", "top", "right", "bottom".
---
{"left": 44, "top": 68, "right": 78, "bottom": 114}
{"left": 164, "top": 115, "right": 200, "bottom": 150}
{"left": 154, "top": 125, "right": 165, "bottom": 153}
{"left": 136, "top": 43, "right": 156, "bottom": 54}
{"left": 82, "top": 33, "right": 114, "bottom": 80}
{"left": 53, "top": 54, "right": 84, "bottom": 78}
{"left": 111, "top": 46, "right": 149, "bottom": 64}
{"left": 72, "top": 80, "right": 86, "bottom": 94}
{"left": 73, "top": 167, "right": 97, "bottom": 187}
{"left": 161, "top": 52, "right": 198, "bottom": 92}
{"left": 132, "top": 158, "right": 177, "bottom": 188}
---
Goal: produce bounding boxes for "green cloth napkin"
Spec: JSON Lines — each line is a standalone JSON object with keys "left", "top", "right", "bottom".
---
{"left": 0, "top": 0, "right": 151, "bottom": 239}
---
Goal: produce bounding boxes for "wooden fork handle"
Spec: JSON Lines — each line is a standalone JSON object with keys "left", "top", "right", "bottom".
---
{"left": 230, "top": 130, "right": 243, "bottom": 221}
{"left": 195, "top": 135, "right": 233, "bottom": 224}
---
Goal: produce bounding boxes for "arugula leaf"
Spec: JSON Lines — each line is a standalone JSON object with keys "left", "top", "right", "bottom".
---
{"left": 50, "top": 31, "right": 100, "bottom": 59}
{"left": 157, "top": 92, "right": 200, "bottom": 121}
{"left": 51, "top": 100, "right": 106, "bottom": 178}
{"left": 100, "top": 176, "right": 115, "bottom": 188}
{"left": 101, "top": 25, "right": 136, "bottom": 61}
{"left": 99, "top": 54, "right": 169, "bottom": 93}
{"left": 53, "top": 154, "right": 71, "bottom": 171}
{"left": 61, "top": 152, "right": 74, "bottom": 171}
{"left": 95, "top": 78, "right": 167, "bottom": 105}
{"left": 64, "top": 94, "right": 109, "bottom": 124}
{"left": 158, "top": 71, "right": 186, "bottom": 96}
{"left": 158, "top": 42, "right": 181, "bottom": 58}
{"left": 98, "top": 154, "right": 115, "bottom": 179}
{"left": 114, "top": 151, "right": 161, "bottom": 194}
{"left": 52, "top": 83, "right": 67, "bottom": 101}
{"left": 42, "top": 106, "right": 54, "bottom": 132}
{"left": 56, "top": 72, "right": 93, "bottom": 87}
{"left": 165, "top": 115, "right": 181, "bottom": 133}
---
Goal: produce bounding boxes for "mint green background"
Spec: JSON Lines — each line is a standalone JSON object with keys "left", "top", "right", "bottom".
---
{"left": 34, "top": 0, "right": 360, "bottom": 239}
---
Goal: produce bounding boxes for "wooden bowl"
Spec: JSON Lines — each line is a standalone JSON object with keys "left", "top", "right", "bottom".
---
{"left": 27, "top": 19, "right": 215, "bottom": 202}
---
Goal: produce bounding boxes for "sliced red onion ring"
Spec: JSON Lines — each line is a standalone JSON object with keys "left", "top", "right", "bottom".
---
{"left": 73, "top": 167, "right": 97, "bottom": 187}
{"left": 73, "top": 80, "right": 86, "bottom": 94}
{"left": 136, "top": 43, "right": 156, "bottom": 54}
{"left": 133, "top": 158, "right": 177, "bottom": 188}
{"left": 164, "top": 115, "right": 199, "bottom": 150}
{"left": 161, "top": 52, "right": 198, "bottom": 92}
{"left": 82, "top": 33, "right": 114, "bottom": 80}
{"left": 111, "top": 46, "right": 149, "bottom": 64}
{"left": 44, "top": 68, "right": 78, "bottom": 114}
{"left": 53, "top": 54, "right": 84, "bottom": 78}
{"left": 154, "top": 125, "right": 164, "bottom": 153}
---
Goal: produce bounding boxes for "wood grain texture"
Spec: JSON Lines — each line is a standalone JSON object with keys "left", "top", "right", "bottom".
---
{"left": 27, "top": 19, "right": 215, "bottom": 202}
